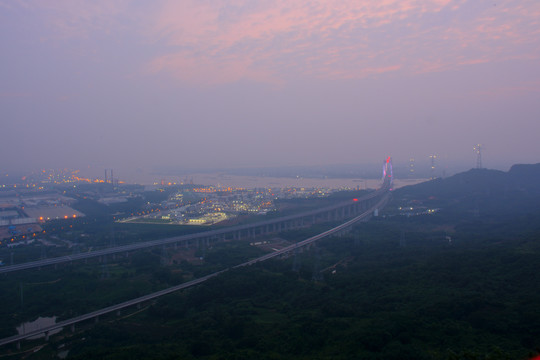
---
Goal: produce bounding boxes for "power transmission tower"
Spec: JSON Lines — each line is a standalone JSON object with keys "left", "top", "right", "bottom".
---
{"left": 429, "top": 155, "right": 438, "bottom": 180}
{"left": 474, "top": 144, "right": 483, "bottom": 169}
{"left": 409, "top": 158, "right": 415, "bottom": 178}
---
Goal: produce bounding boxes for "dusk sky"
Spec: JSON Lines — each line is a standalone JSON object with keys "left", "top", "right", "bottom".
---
{"left": 1, "top": 0, "right": 539, "bottom": 175}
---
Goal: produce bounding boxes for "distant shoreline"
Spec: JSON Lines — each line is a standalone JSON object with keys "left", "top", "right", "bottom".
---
{"left": 121, "top": 172, "right": 428, "bottom": 189}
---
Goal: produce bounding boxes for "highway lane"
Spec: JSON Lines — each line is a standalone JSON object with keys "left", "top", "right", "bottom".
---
{"left": 0, "top": 183, "right": 389, "bottom": 274}
{"left": 0, "top": 192, "right": 389, "bottom": 348}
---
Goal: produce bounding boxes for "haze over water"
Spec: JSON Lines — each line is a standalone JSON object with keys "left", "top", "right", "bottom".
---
{"left": 112, "top": 171, "right": 423, "bottom": 190}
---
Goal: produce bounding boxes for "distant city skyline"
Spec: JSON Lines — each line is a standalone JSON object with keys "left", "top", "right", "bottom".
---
{"left": 1, "top": 1, "right": 539, "bottom": 173}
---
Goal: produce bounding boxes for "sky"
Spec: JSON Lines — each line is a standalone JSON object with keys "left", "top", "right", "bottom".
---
{"left": 1, "top": 0, "right": 540, "bottom": 176}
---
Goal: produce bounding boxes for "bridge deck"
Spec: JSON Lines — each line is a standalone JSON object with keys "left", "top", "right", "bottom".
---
{"left": 0, "top": 192, "right": 390, "bottom": 348}
{"left": 0, "top": 180, "right": 390, "bottom": 274}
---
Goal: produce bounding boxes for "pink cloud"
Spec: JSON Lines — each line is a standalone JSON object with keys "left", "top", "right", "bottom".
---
{"left": 15, "top": 0, "right": 540, "bottom": 85}
{"left": 146, "top": 0, "right": 457, "bottom": 84}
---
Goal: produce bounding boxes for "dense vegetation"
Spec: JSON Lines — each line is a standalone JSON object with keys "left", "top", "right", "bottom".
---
{"left": 19, "top": 216, "right": 540, "bottom": 360}
{"left": 2, "top": 164, "right": 540, "bottom": 359}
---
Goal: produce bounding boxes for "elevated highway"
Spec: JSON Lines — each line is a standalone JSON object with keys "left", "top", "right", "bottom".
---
{"left": 0, "top": 175, "right": 391, "bottom": 274}
{"left": 0, "top": 189, "right": 390, "bottom": 348}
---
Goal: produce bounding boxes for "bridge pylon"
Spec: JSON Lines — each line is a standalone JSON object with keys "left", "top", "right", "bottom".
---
{"left": 382, "top": 156, "right": 394, "bottom": 190}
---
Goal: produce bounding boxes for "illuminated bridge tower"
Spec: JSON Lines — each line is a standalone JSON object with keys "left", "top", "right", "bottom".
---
{"left": 382, "top": 156, "right": 394, "bottom": 190}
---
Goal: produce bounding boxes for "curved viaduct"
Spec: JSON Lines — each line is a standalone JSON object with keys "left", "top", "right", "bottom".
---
{"left": 0, "top": 182, "right": 391, "bottom": 348}
{"left": 0, "top": 175, "right": 392, "bottom": 275}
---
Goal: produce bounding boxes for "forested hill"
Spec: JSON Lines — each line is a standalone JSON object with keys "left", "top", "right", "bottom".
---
{"left": 392, "top": 163, "right": 540, "bottom": 217}
{"left": 508, "top": 163, "right": 540, "bottom": 193}
{"left": 398, "top": 163, "right": 540, "bottom": 197}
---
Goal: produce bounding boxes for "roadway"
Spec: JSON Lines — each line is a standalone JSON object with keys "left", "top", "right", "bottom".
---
{"left": 0, "top": 192, "right": 390, "bottom": 348}
{"left": 0, "top": 182, "right": 389, "bottom": 274}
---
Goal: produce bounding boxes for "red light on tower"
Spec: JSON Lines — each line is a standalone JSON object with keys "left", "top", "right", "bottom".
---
{"left": 353, "top": 198, "right": 358, "bottom": 202}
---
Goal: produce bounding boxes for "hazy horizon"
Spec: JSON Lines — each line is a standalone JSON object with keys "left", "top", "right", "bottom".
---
{"left": 2, "top": 1, "right": 539, "bottom": 174}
